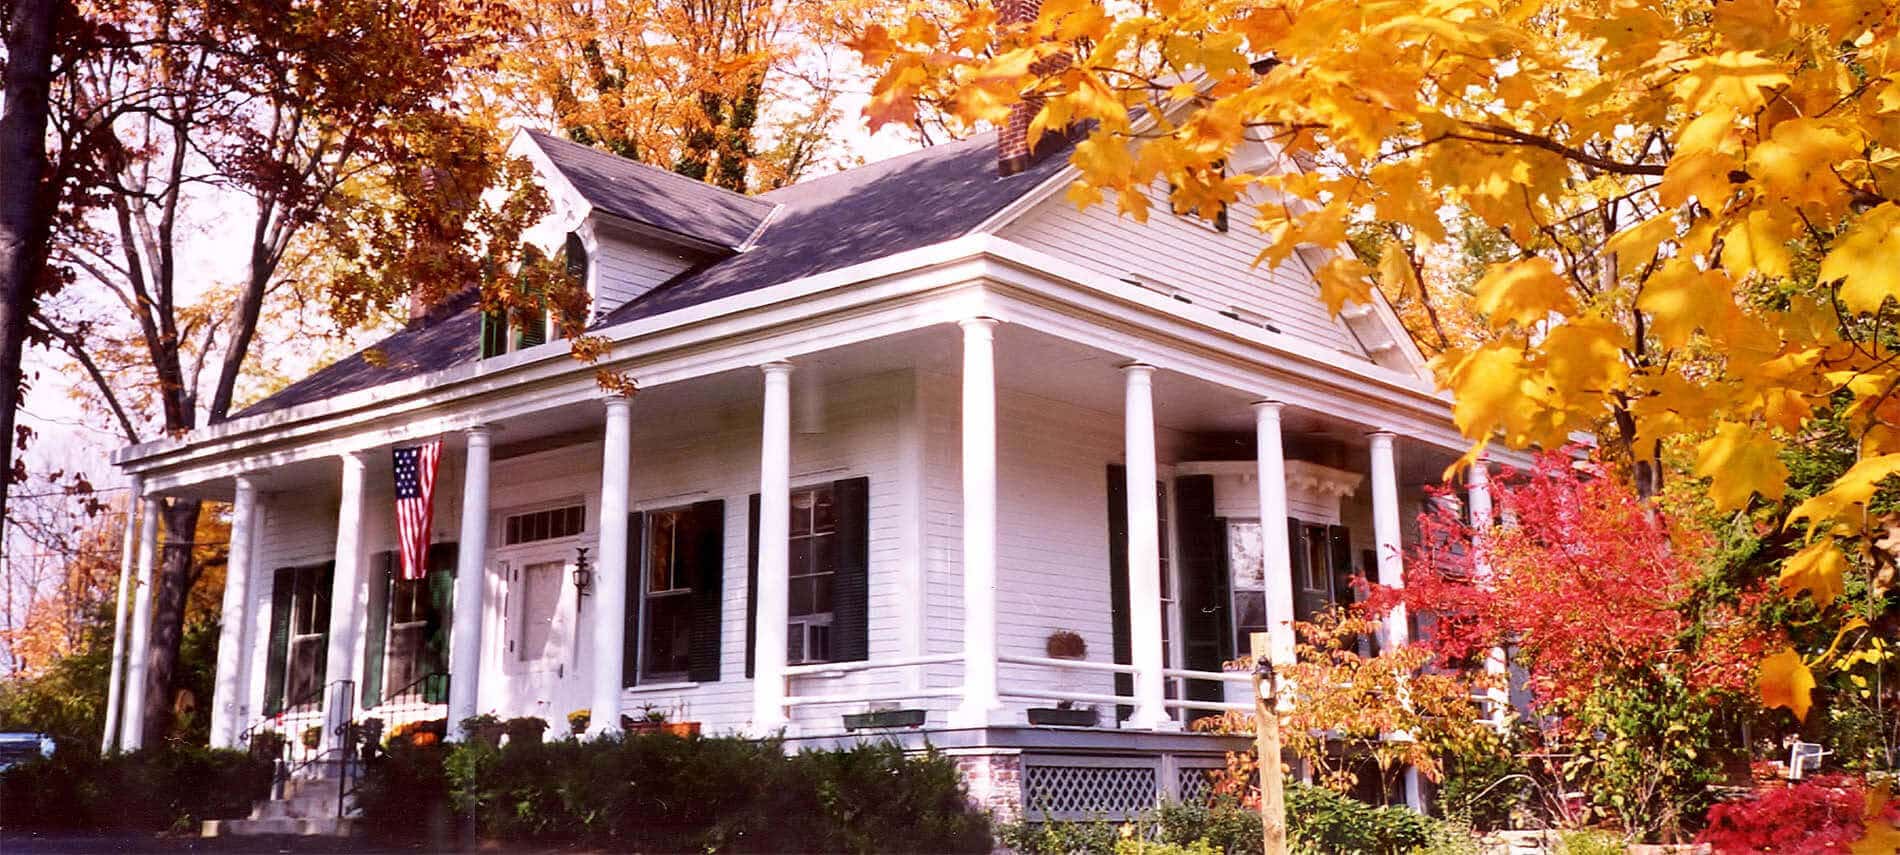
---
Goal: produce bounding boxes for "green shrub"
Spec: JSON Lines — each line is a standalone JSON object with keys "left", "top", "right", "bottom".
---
{"left": 998, "top": 814, "right": 1126, "bottom": 854}
{"left": 1286, "top": 784, "right": 1434, "bottom": 855}
{"left": 0, "top": 745, "right": 271, "bottom": 832}
{"left": 353, "top": 742, "right": 454, "bottom": 845}
{"left": 355, "top": 733, "right": 991, "bottom": 853}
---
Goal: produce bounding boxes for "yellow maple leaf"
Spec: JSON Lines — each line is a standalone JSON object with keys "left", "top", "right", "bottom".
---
{"left": 1790, "top": 452, "right": 1900, "bottom": 529}
{"left": 1473, "top": 258, "right": 1574, "bottom": 328}
{"left": 1720, "top": 207, "right": 1796, "bottom": 280}
{"left": 1443, "top": 345, "right": 1529, "bottom": 442}
{"left": 1605, "top": 213, "right": 1677, "bottom": 273}
{"left": 1672, "top": 50, "right": 1791, "bottom": 114}
{"left": 1640, "top": 260, "right": 1732, "bottom": 349}
{"left": 1315, "top": 256, "right": 1375, "bottom": 316}
{"left": 1820, "top": 203, "right": 1900, "bottom": 314}
{"left": 1758, "top": 647, "right": 1816, "bottom": 720}
{"left": 1694, "top": 422, "right": 1788, "bottom": 511}
{"left": 1780, "top": 540, "right": 1848, "bottom": 609}
{"left": 1747, "top": 118, "right": 1863, "bottom": 207}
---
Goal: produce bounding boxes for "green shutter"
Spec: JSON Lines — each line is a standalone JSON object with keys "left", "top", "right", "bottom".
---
{"left": 564, "top": 232, "right": 589, "bottom": 287}
{"left": 623, "top": 511, "right": 645, "bottom": 688}
{"left": 744, "top": 494, "right": 760, "bottom": 679}
{"left": 687, "top": 500, "right": 726, "bottom": 683}
{"left": 425, "top": 543, "right": 457, "bottom": 704}
{"left": 479, "top": 310, "right": 506, "bottom": 359}
{"left": 514, "top": 311, "right": 547, "bottom": 350}
{"left": 361, "top": 554, "right": 395, "bottom": 708}
{"left": 1106, "top": 465, "right": 1133, "bottom": 723}
{"left": 830, "top": 478, "right": 871, "bottom": 663}
{"left": 262, "top": 567, "right": 295, "bottom": 716}
{"left": 1174, "top": 474, "right": 1230, "bottom": 723}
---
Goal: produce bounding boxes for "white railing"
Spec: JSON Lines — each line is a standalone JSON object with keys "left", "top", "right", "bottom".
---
{"left": 781, "top": 652, "right": 963, "bottom": 708}
{"left": 998, "top": 654, "right": 1255, "bottom": 715}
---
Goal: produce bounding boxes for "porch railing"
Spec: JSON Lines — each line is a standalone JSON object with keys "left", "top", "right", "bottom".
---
{"left": 774, "top": 652, "right": 1257, "bottom": 720}
{"left": 782, "top": 653, "right": 963, "bottom": 708}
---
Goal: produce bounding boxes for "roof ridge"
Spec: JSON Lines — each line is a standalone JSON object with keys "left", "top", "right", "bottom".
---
{"left": 760, "top": 131, "right": 999, "bottom": 202}
{"left": 523, "top": 128, "right": 777, "bottom": 212}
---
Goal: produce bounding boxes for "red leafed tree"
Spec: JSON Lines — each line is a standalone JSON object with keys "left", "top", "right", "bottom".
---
{"left": 1362, "top": 452, "right": 1776, "bottom": 718}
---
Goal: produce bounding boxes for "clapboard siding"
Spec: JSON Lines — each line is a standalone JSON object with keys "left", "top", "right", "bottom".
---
{"left": 998, "top": 187, "right": 1369, "bottom": 358}
{"left": 592, "top": 224, "right": 703, "bottom": 317}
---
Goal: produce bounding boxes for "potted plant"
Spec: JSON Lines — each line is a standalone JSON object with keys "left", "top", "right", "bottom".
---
{"left": 503, "top": 716, "right": 548, "bottom": 745}
{"left": 389, "top": 718, "right": 446, "bottom": 748}
{"left": 623, "top": 702, "right": 700, "bottom": 737}
{"left": 249, "top": 730, "right": 287, "bottom": 762}
{"left": 567, "top": 708, "right": 591, "bottom": 737}
{"left": 1028, "top": 700, "right": 1099, "bottom": 728}
{"left": 300, "top": 724, "right": 324, "bottom": 751}
{"left": 460, "top": 713, "right": 505, "bottom": 748}
{"left": 1046, "top": 629, "right": 1087, "bottom": 660}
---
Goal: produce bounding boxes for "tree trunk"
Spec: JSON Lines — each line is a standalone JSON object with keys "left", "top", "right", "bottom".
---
{"left": 0, "top": 0, "right": 60, "bottom": 531}
{"left": 140, "top": 499, "right": 203, "bottom": 747}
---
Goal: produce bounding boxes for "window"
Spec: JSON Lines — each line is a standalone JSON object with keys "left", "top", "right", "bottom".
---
{"left": 287, "top": 567, "right": 328, "bottom": 709}
{"left": 1227, "top": 521, "right": 1268, "bottom": 656}
{"left": 787, "top": 485, "right": 836, "bottom": 664}
{"left": 384, "top": 576, "right": 437, "bottom": 697}
{"left": 503, "top": 504, "right": 585, "bottom": 546}
{"left": 640, "top": 508, "right": 696, "bottom": 681}
{"left": 514, "top": 559, "right": 564, "bottom": 662}
{"left": 479, "top": 233, "right": 587, "bottom": 359}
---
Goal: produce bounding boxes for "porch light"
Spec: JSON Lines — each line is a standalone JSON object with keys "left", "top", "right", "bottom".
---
{"left": 573, "top": 547, "right": 592, "bottom": 598}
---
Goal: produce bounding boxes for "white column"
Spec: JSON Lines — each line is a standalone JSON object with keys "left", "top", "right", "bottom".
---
{"left": 322, "top": 451, "right": 370, "bottom": 753}
{"left": 209, "top": 476, "right": 260, "bottom": 748}
{"left": 590, "top": 399, "right": 633, "bottom": 736}
{"left": 1123, "top": 364, "right": 1170, "bottom": 730}
{"left": 951, "top": 319, "right": 1003, "bottom": 728}
{"left": 450, "top": 427, "right": 493, "bottom": 739}
{"left": 102, "top": 477, "right": 143, "bottom": 754}
{"left": 1251, "top": 402, "right": 1297, "bottom": 667}
{"left": 751, "top": 362, "right": 794, "bottom": 733}
{"left": 119, "top": 495, "right": 161, "bottom": 751}
{"left": 1367, "top": 430, "right": 1422, "bottom": 809}
{"left": 1466, "top": 458, "right": 1510, "bottom": 722}
{"left": 1368, "top": 431, "right": 1406, "bottom": 650}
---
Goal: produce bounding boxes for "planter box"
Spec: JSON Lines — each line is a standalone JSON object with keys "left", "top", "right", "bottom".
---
{"left": 1027, "top": 707, "right": 1100, "bottom": 728}
{"left": 623, "top": 719, "right": 702, "bottom": 738}
{"left": 842, "top": 709, "right": 928, "bottom": 730}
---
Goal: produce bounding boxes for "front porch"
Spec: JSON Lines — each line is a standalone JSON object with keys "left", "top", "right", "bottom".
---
{"left": 106, "top": 249, "right": 1494, "bottom": 818}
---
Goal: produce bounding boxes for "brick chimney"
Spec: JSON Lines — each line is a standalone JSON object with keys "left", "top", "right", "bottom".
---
{"left": 996, "top": 0, "right": 1070, "bottom": 176}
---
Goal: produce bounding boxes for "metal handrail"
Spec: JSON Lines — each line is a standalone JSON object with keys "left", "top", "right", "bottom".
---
{"left": 235, "top": 679, "right": 360, "bottom": 819}
{"left": 380, "top": 670, "right": 450, "bottom": 707}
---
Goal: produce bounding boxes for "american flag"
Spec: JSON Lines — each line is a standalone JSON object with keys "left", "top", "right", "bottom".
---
{"left": 392, "top": 440, "right": 442, "bottom": 581}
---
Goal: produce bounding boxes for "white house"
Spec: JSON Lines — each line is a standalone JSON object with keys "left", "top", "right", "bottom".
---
{"left": 105, "top": 118, "right": 1508, "bottom": 822}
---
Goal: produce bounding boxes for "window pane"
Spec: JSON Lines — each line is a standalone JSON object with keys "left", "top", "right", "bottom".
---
{"left": 787, "top": 627, "right": 805, "bottom": 663}
{"left": 789, "top": 577, "right": 815, "bottom": 617}
{"left": 1228, "top": 522, "right": 1265, "bottom": 588}
{"left": 386, "top": 625, "right": 425, "bottom": 695}
{"left": 788, "top": 537, "right": 812, "bottom": 578}
{"left": 812, "top": 488, "right": 835, "bottom": 534}
{"left": 518, "top": 560, "right": 562, "bottom": 661}
{"left": 812, "top": 574, "right": 833, "bottom": 615}
{"left": 790, "top": 490, "right": 815, "bottom": 536}
{"left": 648, "top": 513, "right": 677, "bottom": 593}
{"left": 642, "top": 594, "right": 692, "bottom": 679}
{"left": 808, "top": 623, "right": 831, "bottom": 663}
{"left": 810, "top": 533, "right": 836, "bottom": 576}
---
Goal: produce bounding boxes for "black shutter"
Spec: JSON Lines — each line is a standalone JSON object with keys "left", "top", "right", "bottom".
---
{"left": 745, "top": 494, "right": 760, "bottom": 679}
{"left": 1328, "top": 526, "right": 1355, "bottom": 608}
{"left": 479, "top": 310, "right": 506, "bottom": 359}
{"left": 687, "top": 500, "right": 726, "bottom": 682}
{"left": 830, "top": 478, "right": 871, "bottom": 662}
{"left": 361, "top": 553, "right": 395, "bottom": 708}
{"left": 425, "top": 543, "right": 457, "bottom": 704}
{"left": 1174, "top": 475, "right": 1230, "bottom": 721}
{"left": 1106, "top": 465, "right": 1133, "bottom": 722}
{"left": 312, "top": 561, "right": 335, "bottom": 688}
{"left": 1289, "top": 519, "right": 1323, "bottom": 623}
{"left": 262, "top": 567, "right": 295, "bottom": 715}
{"left": 623, "top": 511, "right": 645, "bottom": 688}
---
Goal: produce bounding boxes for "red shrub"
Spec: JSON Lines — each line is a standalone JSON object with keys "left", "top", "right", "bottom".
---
{"left": 1696, "top": 775, "right": 1897, "bottom": 853}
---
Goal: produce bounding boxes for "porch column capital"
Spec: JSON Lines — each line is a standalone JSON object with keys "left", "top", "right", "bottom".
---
{"left": 958, "top": 316, "right": 999, "bottom": 337}
{"left": 761, "top": 359, "right": 795, "bottom": 376}
{"left": 464, "top": 424, "right": 492, "bottom": 442}
{"left": 1120, "top": 361, "right": 1157, "bottom": 378}
{"left": 1249, "top": 400, "right": 1284, "bottom": 416}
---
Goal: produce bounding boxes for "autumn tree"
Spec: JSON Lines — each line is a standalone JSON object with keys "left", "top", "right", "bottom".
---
{"left": 33, "top": 0, "right": 548, "bottom": 745}
{"left": 854, "top": 0, "right": 1900, "bottom": 722}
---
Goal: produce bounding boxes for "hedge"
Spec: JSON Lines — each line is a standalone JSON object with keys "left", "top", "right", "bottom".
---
{"left": 354, "top": 733, "right": 992, "bottom": 853}
{"left": 0, "top": 746, "right": 272, "bottom": 832}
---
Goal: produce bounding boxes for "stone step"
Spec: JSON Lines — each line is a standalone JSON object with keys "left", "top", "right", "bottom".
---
{"left": 203, "top": 815, "right": 357, "bottom": 838}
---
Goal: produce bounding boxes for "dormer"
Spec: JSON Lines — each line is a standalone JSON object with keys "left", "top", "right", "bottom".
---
{"left": 507, "top": 129, "right": 779, "bottom": 325}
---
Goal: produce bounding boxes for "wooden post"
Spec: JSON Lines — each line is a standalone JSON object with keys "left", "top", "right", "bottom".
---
{"left": 1251, "top": 632, "right": 1287, "bottom": 855}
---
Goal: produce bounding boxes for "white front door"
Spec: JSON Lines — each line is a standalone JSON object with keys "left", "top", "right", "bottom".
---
{"left": 496, "top": 546, "right": 580, "bottom": 716}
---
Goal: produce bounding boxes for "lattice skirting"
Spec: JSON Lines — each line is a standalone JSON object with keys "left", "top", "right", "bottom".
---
{"left": 1014, "top": 754, "right": 1229, "bottom": 821}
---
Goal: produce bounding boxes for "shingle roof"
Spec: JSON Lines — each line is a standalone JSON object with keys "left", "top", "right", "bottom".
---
{"left": 237, "top": 289, "right": 483, "bottom": 418}
{"left": 525, "top": 129, "right": 776, "bottom": 250}
{"left": 599, "top": 130, "right": 1070, "bottom": 324}
{"left": 241, "top": 130, "right": 1070, "bottom": 418}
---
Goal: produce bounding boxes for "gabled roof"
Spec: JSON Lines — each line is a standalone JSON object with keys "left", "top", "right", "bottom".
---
{"left": 523, "top": 129, "right": 777, "bottom": 250}
{"left": 599, "top": 131, "right": 1071, "bottom": 324}
{"left": 239, "top": 131, "right": 1074, "bottom": 417}
{"left": 238, "top": 289, "right": 483, "bottom": 418}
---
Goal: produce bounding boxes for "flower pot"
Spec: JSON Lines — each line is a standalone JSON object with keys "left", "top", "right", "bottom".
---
{"left": 469, "top": 723, "right": 504, "bottom": 749}
{"left": 842, "top": 709, "right": 927, "bottom": 730}
{"left": 625, "top": 719, "right": 701, "bottom": 738}
{"left": 1027, "top": 707, "right": 1100, "bottom": 728}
